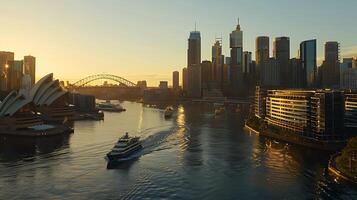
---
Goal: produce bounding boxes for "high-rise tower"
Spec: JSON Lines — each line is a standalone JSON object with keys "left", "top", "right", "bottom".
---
{"left": 229, "top": 19, "right": 243, "bottom": 96}
{"left": 187, "top": 28, "right": 201, "bottom": 98}
{"left": 273, "top": 37, "right": 290, "bottom": 87}
{"left": 300, "top": 39, "right": 317, "bottom": 88}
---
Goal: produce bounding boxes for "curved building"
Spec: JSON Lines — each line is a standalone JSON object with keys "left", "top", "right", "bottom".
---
{"left": 30, "top": 73, "right": 74, "bottom": 122}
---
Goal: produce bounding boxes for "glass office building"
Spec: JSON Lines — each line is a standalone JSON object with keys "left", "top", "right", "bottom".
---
{"left": 300, "top": 40, "right": 317, "bottom": 88}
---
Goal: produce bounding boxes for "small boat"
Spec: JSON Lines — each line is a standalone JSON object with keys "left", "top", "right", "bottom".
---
{"left": 96, "top": 100, "right": 126, "bottom": 112}
{"left": 164, "top": 106, "right": 174, "bottom": 118}
{"left": 106, "top": 132, "right": 142, "bottom": 162}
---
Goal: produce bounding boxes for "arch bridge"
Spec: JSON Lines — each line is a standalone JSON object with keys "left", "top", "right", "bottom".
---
{"left": 71, "top": 74, "right": 137, "bottom": 87}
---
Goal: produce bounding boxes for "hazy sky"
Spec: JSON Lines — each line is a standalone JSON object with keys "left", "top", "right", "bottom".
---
{"left": 0, "top": 0, "right": 356, "bottom": 86}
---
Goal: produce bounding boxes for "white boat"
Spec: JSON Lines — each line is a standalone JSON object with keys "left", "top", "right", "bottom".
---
{"left": 106, "top": 132, "right": 142, "bottom": 161}
{"left": 164, "top": 106, "right": 174, "bottom": 118}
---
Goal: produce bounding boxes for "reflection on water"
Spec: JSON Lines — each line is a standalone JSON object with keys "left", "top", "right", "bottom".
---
{"left": 0, "top": 101, "right": 357, "bottom": 199}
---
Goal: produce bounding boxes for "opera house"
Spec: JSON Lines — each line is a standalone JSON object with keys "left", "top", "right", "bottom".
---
{"left": 0, "top": 73, "right": 74, "bottom": 136}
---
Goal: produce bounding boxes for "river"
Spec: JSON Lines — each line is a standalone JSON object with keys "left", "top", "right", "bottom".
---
{"left": 0, "top": 101, "right": 356, "bottom": 199}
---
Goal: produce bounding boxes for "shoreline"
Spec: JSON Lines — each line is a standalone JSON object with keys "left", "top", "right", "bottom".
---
{"left": 328, "top": 153, "right": 357, "bottom": 185}
{"left": 244, "top": 121, "right": 346, "bottom": 151}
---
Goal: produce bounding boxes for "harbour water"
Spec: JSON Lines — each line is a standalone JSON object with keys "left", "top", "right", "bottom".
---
{"left": 0, "top": 101, "right": 357, "bottom": 199}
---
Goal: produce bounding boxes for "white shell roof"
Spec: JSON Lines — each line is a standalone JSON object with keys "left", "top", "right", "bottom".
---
{"left": 0, "top": 73, "right": 68, "bottom": 117}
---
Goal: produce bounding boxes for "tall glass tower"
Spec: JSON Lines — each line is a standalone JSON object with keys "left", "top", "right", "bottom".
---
{"left": 300, "top": 39, "right": 317, "bottom": 88}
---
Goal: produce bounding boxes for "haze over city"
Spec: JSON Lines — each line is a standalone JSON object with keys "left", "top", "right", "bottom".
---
{"left": 1, "top": 0, "right": 356, "bottom": 85}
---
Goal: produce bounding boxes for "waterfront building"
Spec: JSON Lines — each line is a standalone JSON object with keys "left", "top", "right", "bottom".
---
{"left": 345, "top": 93, "right": 357, "bottom": 128}
{"left": 24, "top": 55, "right": 36, "bottom": 86}
{"left": 187, "top": 30, "right": 201, "bottom": 98}
{"left": 70, "top": 93, "right": 96, "bottom": 113}
{"left": 30, "top": 73, "right": 74, "bottom": 122}
{"left": 273, "top": 37, "right": 290, "bottom": 87}
{"left": 320, "top": 42, "right": 340, "bottom": 88}
{"left": 0, "top": 51, "right": 15, "bottom": 91}
{"left": 265, "top": 89, "right": 345, "bottom": 140}
{"left": 229, "top": 20, "right": 243, "bottom": 96}
{"left": 159, "top": 81, "right": 168, "bottom": 89}
{"left": 261, "top": 58, "right": 280, "bottom": 87}
{"left": 172, "top": 71, "right": 179, "bottom": 92}
{"left": 254, "top": 86, "right": 267, "bottom": 119}
{"left": 300, "top": 39, "right": 317, "bottom": 88}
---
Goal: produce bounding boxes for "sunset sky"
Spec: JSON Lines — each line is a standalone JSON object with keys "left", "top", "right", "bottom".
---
{"left": 0, "top": 0, "right": 356, "bottom": 86}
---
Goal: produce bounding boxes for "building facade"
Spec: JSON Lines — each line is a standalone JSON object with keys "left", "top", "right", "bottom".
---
{"left": 229, "top": 20, "right": 243, "bottom": 96}
{"left": 24, "top": 55, "right": 36, "bottom": 86}
{"left": 172, "top": 71, "right": 179, "bottom": 92}
{"left": 187, "top": 31, "right": 201, "bottom": 98}
{"left": 273, "top": 37, "right": 290, "bottom": 87}
{"left": 0, "top": 51, "right": 15, "bottom": 91}
{"left": 300, "top": 39, "right": 317, "bottom": 88}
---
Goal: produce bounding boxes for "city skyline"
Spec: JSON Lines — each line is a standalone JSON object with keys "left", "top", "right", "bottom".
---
{"left": 0, "top": 0, "right": 357, "bottom": 85}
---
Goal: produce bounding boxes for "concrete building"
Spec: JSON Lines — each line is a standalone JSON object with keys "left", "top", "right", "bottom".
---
{"left": 212, "top": 39, "right": 224, "bottom": 87}
{"left": 172, "top": 71, "right": 179, "bottom": 92}
{"left": 320, "top": 42, "right": 340, "bottom": 88}
{"left": 273, "top": 37, "right": 290, "bottom": 87}
{"left": 341, "top": 68, "right": 357, "bottom": 90}
{"left": 242, "top": 51, "right": 252, "bottom": 73}
{"left": 8, "top": 60, "right": 24, "bottom": 91}
{"left": 289, "top": 58, "right": 304, "bottom": 88}
{"left": 300, "top": 39, "right": 317, "bottom": 88}
{"left": 182, "top": 67, "right": 188, "bottom": 94}
{"left": 24, "top": 55, "right": 36, "bottom": 86}
{"left": 255, "top": 36, "right": 270, "bottom": 66}
{"left": 229, "top": 20, "right": 243, "bottom": 96}
{"left": 0, "top": 51, "right": 15, "bottom": 91}
{"left": 159, "top": 81, "right": 168, "bottom": 89}
{"left": 187, "top": 30, "right": 201, "bottom": 98}
{"left": 261, "top": 58, "right": 280, "bottom": 87}
{"left": 201, "top": 60, "right": 212, "bottom": 88}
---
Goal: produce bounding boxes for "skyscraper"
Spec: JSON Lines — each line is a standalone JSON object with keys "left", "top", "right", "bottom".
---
{"left": 187, "top": 30, "right": 201, "bottom": 98}
{"left": 172, "top": 71, "right": 179, "bottom": 92}
{"left": 300, "top": 39, "right": 317, "bottom": 88}
{"left": 255, "top": 36, "right": 269, "bottom": 66}
{"left": 24, "top": 55, "right": 36, "bottom": 86}
{"left": 0, "top": 51, "right": 15, "bottom": 91}
{"left": 212, "top": 39, "right": 224, "bottom": 87}
{"left": 182, "top": 67, "right": 188, "bottom": 93}
{"left": 273, "top": 37, "right": 290, "bottom": 87}
{"left": 8, "top": 60, "right": 23, "bottom": 90}
{"left": 320, "top": 41, "right": 340, "bottom": 87}
{"left": 229, "top": 19, "right": 243, "bottom": 96}
{"left": 242, "top": 51, "right": 252, "bottom": 73}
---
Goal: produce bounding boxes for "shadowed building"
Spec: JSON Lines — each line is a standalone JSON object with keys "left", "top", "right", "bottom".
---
{"left": 8, "top": 60, "right": 24, "bottom": 91}
{"left": 172, "top": 71, "right": 179, "bottom": 92}
{"left": 273, "top": 37, "right": 290, "bottom": 87}
{"left": 229, "top": 20, "right": 243, "bottom": 96}
{"left": 300, "top": 39, "right": 317, "bottom": 88}
{"left": 0, "top": 51, "right": 15, "bottom": 91}
{"left": 320, "top": 42, "right": 340, "bottom": 88}
{"left": 182, "top": 67, "right": 188, "bottom": 94}
{"left": 212, "top": 39, "right": 224, "bottom": 88}
{"left": 187, "top": 30, "right": 201, "bottom": 98}
{"left": 256, "top": 36, "right": 269, "bottom": 85}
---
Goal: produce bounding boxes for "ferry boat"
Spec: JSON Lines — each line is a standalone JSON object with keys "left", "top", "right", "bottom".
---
{"left": 106, "top": 132, "right": 142, "bottom": 161}
{"left": 96, "top": 101, "right": 126, "bottom": 112}
{"left": 164, "top": 106, "right": 174, "bottom": 118}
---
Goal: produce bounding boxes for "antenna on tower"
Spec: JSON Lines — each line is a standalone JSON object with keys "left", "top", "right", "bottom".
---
{"left": 195, "top": 22, "right": 197, "bottom": 31}
{"left": 238, "top": 18, "right": 240, "bottom": 25}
